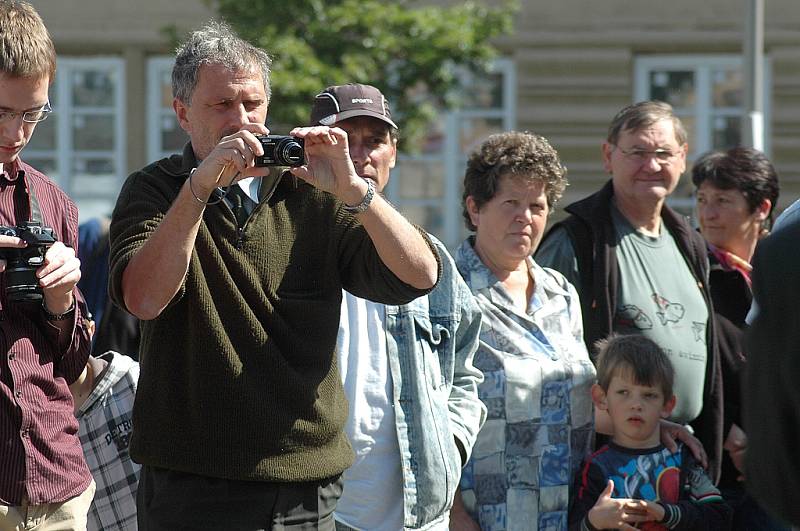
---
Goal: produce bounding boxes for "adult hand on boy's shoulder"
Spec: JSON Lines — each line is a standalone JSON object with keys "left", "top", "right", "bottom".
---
{"left": 659, "top": 419, "right": 708, "bottom": 469}
{"left": 587, "top": 480, "right": 653, "bottom": 530}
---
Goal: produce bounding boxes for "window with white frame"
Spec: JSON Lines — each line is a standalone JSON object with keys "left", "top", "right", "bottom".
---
{"left": 24, "top": 58, "right": 126, "bottom": 222}
{"left": 387, "top": 58, "right": 516, "bottom": 251}
{"left": 635, "top": 55, "right": 772, "bottom": 157}
{"left": 635, "top": 55, "right": 770, "bottom": 212}
{"left": 147, "top": 57, "right": 188, "bottom": 162}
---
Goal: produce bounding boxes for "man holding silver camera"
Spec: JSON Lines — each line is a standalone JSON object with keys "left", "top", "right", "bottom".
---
{"left": 108, "top": 22, "right": 439, "bottom": 530}
{"left": 0, "top": 1, "right": 94, "bottom": 529}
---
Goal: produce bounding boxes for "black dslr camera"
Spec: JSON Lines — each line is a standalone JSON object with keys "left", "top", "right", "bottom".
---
{"left": 254, "top": 135, "right": 305, "bottom": 167}
{"left": 0, "top": 221, "right": 56, "bottom": 302}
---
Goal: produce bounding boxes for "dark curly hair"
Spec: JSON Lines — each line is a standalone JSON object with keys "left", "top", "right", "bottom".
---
{"left": 691, "top": 146, "right": 779, "bottom": 226}
{"left": 461, "top": 131, "right": 567, "bottom": 232}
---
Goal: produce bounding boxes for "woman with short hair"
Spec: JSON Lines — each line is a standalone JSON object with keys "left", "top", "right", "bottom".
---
{"left": 693, "top": 146, "right": 787, "bottom": 531}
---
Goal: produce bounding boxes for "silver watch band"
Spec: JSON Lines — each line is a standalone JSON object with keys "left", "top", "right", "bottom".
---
{"left": 342, "top": 178, "right": 376, "bottom": 214}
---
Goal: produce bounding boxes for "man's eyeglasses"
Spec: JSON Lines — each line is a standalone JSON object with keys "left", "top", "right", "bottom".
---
{"left": 0, "top": 102, "right": 52, "bottom": 124}
{"left": 614, "top": 146, "right": 682, "bottom": 165}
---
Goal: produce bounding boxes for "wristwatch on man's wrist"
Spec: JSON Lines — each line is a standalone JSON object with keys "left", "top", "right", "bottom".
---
{"left": 342, "top": 178, "right": 376, "bottom": 214}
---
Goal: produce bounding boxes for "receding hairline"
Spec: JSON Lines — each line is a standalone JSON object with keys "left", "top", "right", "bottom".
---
{"left": 616, "top": 117, "right": 684, "bottom": 146}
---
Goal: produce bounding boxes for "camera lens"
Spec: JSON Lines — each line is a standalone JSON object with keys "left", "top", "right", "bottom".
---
{"left": 278, "top": 139, "right": 304, "bottom": 166}
{"left": 5, "top": 264, "right": 42, "bottom": 302}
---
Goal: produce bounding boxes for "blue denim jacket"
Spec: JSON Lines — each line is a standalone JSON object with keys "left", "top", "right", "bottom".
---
{"left": 383, "top": 238, "right": 486, "bottom": 529}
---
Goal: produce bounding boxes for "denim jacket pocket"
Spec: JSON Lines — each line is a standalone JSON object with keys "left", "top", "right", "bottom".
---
{"left": 412, "top": 314, "right": 451, "bottom": 390}
{"left": 408, "top": 313, "right": 461, "bottom": 522}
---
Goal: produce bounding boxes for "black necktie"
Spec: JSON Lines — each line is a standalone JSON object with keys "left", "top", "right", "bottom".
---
{"left": 228, "top": 186, "right": 249, "bottom": 227}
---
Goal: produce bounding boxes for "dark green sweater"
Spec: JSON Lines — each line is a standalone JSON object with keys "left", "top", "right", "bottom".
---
{"left": 109, "top": 144, "right": 435, "bottom": 482}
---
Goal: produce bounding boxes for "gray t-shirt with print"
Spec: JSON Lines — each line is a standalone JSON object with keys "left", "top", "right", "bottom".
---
{"left": 536, "top": 205, "right": 709, "bottom": 424}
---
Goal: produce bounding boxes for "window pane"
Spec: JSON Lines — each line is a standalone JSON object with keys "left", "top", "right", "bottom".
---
{"left": 676, "top": 114, "right": 695, "bottom": 145}
{"left": 71, "top": 70, "right": 116, "bottom": 107}
{"left": 712, "top": 70, "right": 743, "bottom": 108}
{"left": 23, "top": 158, "right": 57, "bottom": 181}
{"left": 161, "top": 116, "right": 188, "bottom": 153}
{"left": 419, "top": 117, "right": 445, "bottom": 155}
{"left": 72, "top": 114, "right": 115, "bottom": 150}
{"left": 160, "top": 69, "right": 174, "bottom": 107}
{"left": 397, "top": 204, "right": 444, "bottom": 237}
{"left": 393, "top": 158, "right": 445, "bottom": 199}
{"left": 649, "top": 71, "right": 695, "bottom": 108}
{"left": 71, "top": 158, "right": 119, "bottom": 196}
{"left": 71, "top": 157, "right": 115, "bottom": 178}
{"left": 460, "top": 71, "right": 505, "bottom": 109}
{"left": 712, "top": 116, "right": 741, "bottom": 149}
{"left": 460, "top": 117, "right": 505, "bottom": 154}
{"left": 26, "top": 118, "right": 56, "bottom": 150}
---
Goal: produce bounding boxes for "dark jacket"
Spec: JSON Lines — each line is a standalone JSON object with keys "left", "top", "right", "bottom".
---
{"left": 540, "top": 179, "right": 723, "bottom": 483}
{"left": 707, "top": 250, "right": 749, "bottom": 489}
{"left": 745, "top": 220, "right": 800, "bottom": 526}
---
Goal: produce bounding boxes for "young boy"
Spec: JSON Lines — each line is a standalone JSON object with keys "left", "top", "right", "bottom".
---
{"left": 569, "top": 335, "right": 731, "bottom": 530}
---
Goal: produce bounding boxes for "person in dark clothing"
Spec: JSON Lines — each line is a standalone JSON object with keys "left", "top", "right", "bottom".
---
{"left": 692, "top": 147, "right": 787, "bottom": 530}
{"left": 78, "top": 216, "right": 140, "bottom": 358}
{"left": 745, "top": 217, "right": 800, "bottom": 528}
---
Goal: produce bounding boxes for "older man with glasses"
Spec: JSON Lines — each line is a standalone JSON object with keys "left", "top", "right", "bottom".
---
{"left": 536, "top": 100, "right": 723, "bottom": 484}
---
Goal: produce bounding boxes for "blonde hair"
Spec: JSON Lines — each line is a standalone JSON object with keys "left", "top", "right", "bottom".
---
{"left": 0, "top": 0, "right": 56, "bottom": 80}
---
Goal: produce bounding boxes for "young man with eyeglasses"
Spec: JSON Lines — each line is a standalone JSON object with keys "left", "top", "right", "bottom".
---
{"left": 0, "top": 1, "right": 95, "bottom": 529}
{"left": 536, "top": 101, "right": 723, "bottom": 484}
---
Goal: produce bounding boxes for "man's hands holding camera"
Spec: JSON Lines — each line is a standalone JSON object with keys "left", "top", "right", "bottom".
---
{"left": 0, "top": 234, "right": 80, "bottom": 316}
{"left": 38, "top": 242, "right": 81, "bottom": 316}
{"left": 190, "top": 123, "right": 371, "bottom": 211}
{"left": 190, "top": 124, "right": 270, "bottom": 201}
{"left": 288, "top": 126, "right": 369, "bottom": 208}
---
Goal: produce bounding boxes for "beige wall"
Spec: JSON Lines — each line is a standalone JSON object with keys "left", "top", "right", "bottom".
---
{"left": 31, "top": 0, "right": 215, "bottom": 175}
{"left": 26, "top": 0, "right": 800, "bottom": 222}
{"left": 33, "top": 0, "right": 215, "bottom": 48}
{"left": 501, "top": 0, "right": 800, "bottom": 212}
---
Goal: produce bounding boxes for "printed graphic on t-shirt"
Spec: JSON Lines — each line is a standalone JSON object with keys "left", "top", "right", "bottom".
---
{"left": 616, "top": 304, "right": 654, "bottom": 330}
{"left": 601, "top": 447, "right": 682, "bottom": 531}
{"left": 692, "top": 322, "right": 706, "bottom": 344}
{"left": 651, "top": 293, "right": 685, "bottom": 326}
{"left": 608, "top": 451, "right": 680, "bottom": 503}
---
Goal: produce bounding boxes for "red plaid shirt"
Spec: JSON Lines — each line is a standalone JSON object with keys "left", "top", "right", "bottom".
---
{"left": 0, "top": 159, "right": 92, "bottom": 505}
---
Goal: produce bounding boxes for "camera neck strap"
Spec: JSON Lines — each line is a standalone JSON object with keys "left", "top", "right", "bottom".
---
{"left": 13, "top": 170, "right": 45, "bottom": 225}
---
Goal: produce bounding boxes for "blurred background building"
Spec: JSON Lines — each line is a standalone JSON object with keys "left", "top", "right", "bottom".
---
{"left": 30, "top": 0, "right": 800, "bottom": 250}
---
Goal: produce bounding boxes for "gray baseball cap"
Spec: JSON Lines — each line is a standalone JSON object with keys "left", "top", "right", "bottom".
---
{"left": 309, "top": 83, "right": 398, "bottom": 129}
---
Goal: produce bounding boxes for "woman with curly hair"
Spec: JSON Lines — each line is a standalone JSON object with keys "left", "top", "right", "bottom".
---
{"left": 449, "top": 132, "right": 596, "bottom": 530}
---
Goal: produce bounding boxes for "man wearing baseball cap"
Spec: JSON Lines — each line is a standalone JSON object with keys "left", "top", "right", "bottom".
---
{"left": 300, "top": 84, "right": 485, "bottom": 531}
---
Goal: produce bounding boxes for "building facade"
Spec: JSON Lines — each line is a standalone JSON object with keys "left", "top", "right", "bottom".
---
{"left": 31, "top": 0, "right": 800, "bottom": 250}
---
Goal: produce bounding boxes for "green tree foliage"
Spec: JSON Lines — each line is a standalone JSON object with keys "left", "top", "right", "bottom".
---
{"left": 211, "top": 0, "right": 515, "bottom": 149}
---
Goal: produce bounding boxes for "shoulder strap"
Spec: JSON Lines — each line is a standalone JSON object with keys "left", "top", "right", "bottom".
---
{"left": 13, "top": 171, "right": 44, "bottom": 225}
